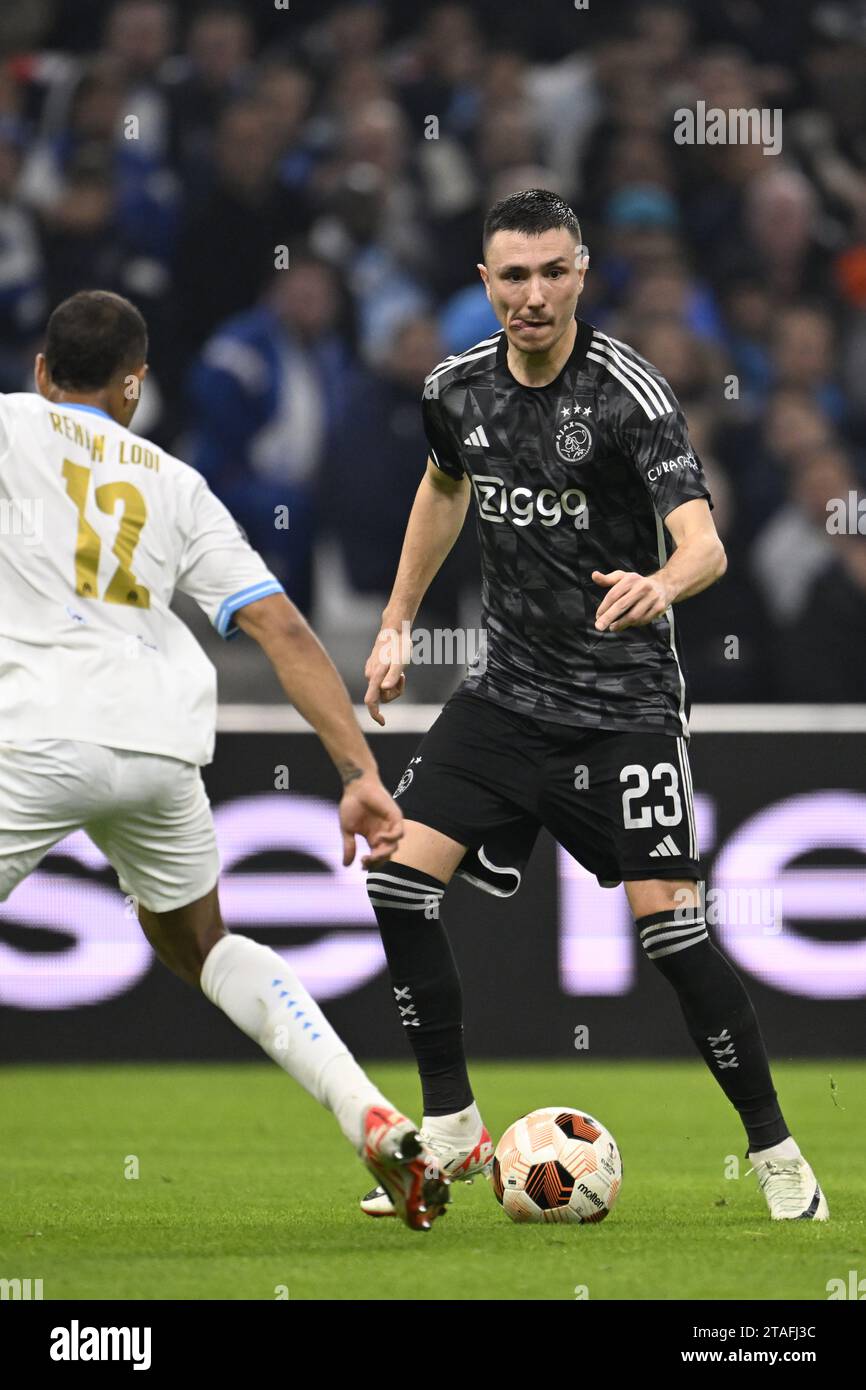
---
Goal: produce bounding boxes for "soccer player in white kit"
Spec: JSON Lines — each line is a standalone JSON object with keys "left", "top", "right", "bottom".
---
{"left": 0, "top": 289, "right": 449, "bottom": 1230}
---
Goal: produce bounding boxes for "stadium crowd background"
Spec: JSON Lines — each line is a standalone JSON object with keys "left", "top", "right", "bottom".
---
{"left": 1, "top": 0, "right": 865, "bottom": 704}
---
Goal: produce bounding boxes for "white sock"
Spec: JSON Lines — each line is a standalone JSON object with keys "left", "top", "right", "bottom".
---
{"left": 200, "top": 934, "right": 389, "bottom": 1150}
{"left": 423, "top": 1100, "right": 483, "bottom": 1146}
{"left": 749, "top": 1136, "right": 802, "bottom": 1162}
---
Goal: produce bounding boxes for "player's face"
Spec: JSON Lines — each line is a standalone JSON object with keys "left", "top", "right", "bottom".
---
{"left": 479, "top": 228, "right": 586, "bottom": 353}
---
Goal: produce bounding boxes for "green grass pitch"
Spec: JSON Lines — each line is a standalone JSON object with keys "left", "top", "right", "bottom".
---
{"left": 1, "top": 1061, "right": 863, "bottom": 1301}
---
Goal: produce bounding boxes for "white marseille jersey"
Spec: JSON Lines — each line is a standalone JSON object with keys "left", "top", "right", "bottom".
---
{"left": 0, "top": 392, "right": 283, "bottom": 765}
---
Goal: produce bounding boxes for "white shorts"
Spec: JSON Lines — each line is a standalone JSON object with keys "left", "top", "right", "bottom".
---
{"left": 0, "top": 739, "right": 220, "bottom": 913}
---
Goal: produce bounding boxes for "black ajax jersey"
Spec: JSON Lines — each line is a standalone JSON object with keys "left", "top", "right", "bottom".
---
{"left": 421, "top": 318, "right": 713, "bottom": 737}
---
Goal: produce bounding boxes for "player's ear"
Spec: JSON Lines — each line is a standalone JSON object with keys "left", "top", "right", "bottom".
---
{"left": 477, "top": 262, "right": 491, "bottom": 302}
{"left": 34, "top": 353, "right": 49, "bottom": 397}
{"left": 126, "top": 363, "right": 147, "bottom": 396}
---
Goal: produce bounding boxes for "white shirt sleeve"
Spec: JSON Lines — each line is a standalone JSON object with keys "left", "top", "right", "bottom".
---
{"left": 175, "top": 473, "right": 285, "bottom": 638}
{"left": 0, "top": 396, "right": 10, "bottom": 459}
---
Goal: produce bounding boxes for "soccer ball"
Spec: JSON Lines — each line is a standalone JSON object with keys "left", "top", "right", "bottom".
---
{"left": 491, "top": 1107, "right": 622, "bottom": 1224}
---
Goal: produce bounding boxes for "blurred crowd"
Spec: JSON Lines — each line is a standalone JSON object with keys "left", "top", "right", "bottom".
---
{"left": 1, "top": 0, "right": 866, "bottom": 701}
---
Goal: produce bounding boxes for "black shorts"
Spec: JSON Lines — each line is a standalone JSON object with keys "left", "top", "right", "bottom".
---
{"left": 393, "top": 691, "right": 701, "bottom": 897}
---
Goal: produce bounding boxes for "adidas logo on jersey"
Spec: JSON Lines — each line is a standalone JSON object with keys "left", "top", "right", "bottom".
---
{"left": 649, "top": 834, "right": 682, "bottom": 857}
{"left": 464, "top": 425, "right": 490, "bottom": 448}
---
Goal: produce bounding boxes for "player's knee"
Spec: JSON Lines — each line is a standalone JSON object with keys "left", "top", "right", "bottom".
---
{"left": 139, "top": 893, "right": 226, "bottom": 987}
{"left": 143, "top": 932, "right": 196, "bottom": 987}
{"left": 627, "top": 877, "right": 700, "bottom": 921}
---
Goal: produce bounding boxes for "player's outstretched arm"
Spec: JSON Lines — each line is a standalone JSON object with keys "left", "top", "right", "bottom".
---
{"left": 234, "top": 592, "right": 402, "bottom": 868}
{"left": 364, "top": 459, "right": 471, "bottom": 725}
{"left": 593, "top": 498, "right": 726, "bottom": 633}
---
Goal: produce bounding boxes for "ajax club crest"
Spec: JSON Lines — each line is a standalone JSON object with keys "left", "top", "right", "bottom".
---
{"left": 394, "top": 756, "right": 422, "bottom": 798}
{"left": 554, "top": 412, "right": 594, "bottom": 465}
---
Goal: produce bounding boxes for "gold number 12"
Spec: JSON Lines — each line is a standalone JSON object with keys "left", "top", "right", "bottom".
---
{"left": 62, "top": 459, "right": 151, "bottom": 608}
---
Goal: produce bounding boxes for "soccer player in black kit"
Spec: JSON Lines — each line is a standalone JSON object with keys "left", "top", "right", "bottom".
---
{"left": 361, "top": 190, "right": 828, "bottom": 1222}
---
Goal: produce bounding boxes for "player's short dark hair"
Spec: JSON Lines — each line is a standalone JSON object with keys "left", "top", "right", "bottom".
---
{"left": 482, "top": 189, "right": 582, "bottom": 256}
{"left": 44, "top": 290, "right": 148, "bottom": 391}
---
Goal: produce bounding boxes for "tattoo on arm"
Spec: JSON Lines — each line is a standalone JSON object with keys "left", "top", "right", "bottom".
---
{"left": 338, "top": 762, "right": 364, "bottom": 787}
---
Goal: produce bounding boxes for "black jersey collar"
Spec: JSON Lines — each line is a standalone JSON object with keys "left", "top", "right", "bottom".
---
{"left": 496, "top": 316, "right": 594, "bottom": 388}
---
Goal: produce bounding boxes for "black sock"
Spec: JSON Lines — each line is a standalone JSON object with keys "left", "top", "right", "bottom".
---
{"left": 637, "top": 907, "right": 790, "bottom": 1151}
{"left": 366, "top": 863, "right": 472, "bottom": 1117}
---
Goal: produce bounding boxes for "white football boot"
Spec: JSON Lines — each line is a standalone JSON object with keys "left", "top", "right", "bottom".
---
{"left": 361, "top": 1121, "right": 494, "bottom": 1218}
{"left": 747, "top": 1151, "right": 829, "bottom": 1221}
{"left": 361, "top": 1105, "right": 450, "bottom": 1231}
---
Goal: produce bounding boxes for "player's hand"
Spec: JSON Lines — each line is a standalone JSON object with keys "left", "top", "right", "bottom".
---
{"left": 339, "top": 772, "right": 404, "bottom": 868}
{"left": 592, "top": 570, "right": 670, "bottom": 633}
{"left": 364, "top": 627, "right": 408, "bottom": 726}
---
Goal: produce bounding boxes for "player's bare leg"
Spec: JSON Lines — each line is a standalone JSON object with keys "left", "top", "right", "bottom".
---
{"left": 623, "top": 875, "right": 699, "bottom": 921}
{"left": 136, "top": 885, "right": 448, "bottom": 1230}
{"left": 361, "top": 819, "right": 494, "bottom": 1216}
{"left": 137, "top": 884, "right": 226, "bottom": 987}
{"left": 625, "top": 877, "right": 828, "bottom": 1220}
{"left": 387, "top": 818, "right": 467, "bottom": 882}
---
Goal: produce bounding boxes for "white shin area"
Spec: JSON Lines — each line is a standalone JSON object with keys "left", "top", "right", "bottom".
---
{"left": 200, "top": 933, "right": 389, "bottom": 1150}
